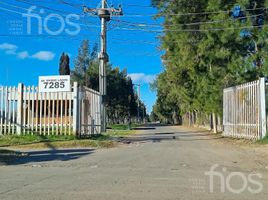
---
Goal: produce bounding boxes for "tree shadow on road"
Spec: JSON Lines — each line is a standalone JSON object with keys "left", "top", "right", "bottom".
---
{"left": 117, "top": 131, "right": 223, "bottom": 144}
{"left": 0, "top": 148, "right": 94, "bottom": 166}
{"left": 132, "top": 127, "right": 156, "bottom": 130}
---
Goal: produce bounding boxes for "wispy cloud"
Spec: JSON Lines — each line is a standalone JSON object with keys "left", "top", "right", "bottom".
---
{"left": 0, "top": 43, "right": 18, "bottom": 55}
{"left": 32, "top": 51, "right": 55, "bottom": 61}
{"left": 17, "top": 51, "right": 30, "bottom": 59}
{"left": 0, "top": 43, "right": 55, "bottom": 61}
{"left": 129, "top": 73, "right": 156, "bottom": 84}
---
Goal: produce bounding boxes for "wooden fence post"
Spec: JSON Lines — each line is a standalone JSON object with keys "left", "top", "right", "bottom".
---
{"left": 259, "top": 77, "right": 266, "bottom": 139}
{"left": 73, "top": 82, "right": 79, "bottom": 136}
{"left": 17, "top": 83, "right": 23, "bottom": 135}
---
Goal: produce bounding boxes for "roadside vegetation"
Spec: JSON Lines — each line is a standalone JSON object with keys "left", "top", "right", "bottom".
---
{"left": 256, "top": 135, "right": 268, "bottom": 145}
{"left": 72, "top": 40, "right": 148, "bottom": 123}
{"left": 0, "top": 124, "right": 139, "bottom": 149}
{"left": 0, "top": 134, "right": 112, "bottom": 149}
{"left": 151, "top": 0, "right": 268, "bottom": 127}
{"left": 108, "top": 123, "right": 140, "bottom": 130}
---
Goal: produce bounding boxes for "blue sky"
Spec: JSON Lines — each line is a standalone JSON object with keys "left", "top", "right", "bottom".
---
{"left": 0, "top": 0, "right": 163, "bottom": 113}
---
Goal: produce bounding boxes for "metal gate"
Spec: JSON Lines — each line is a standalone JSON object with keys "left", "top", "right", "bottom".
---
{"left": 223, "top": 78, "right": 266, "bottom": 140}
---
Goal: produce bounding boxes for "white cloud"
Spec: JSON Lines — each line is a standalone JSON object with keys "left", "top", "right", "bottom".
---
{"left": 31, "top": 51, "right": 55, "bottom": 61}
{"left": 129, "top": 73, "right": 156, "bottom": 84}
{"left": 0, "top": 43, "right": 55, "bottom": 61}
{"left": 0, "top": 43, "right": 18, "bottom": 51}
{"left": 17, "top": 51, "right": 30, "bottom": 59}
{"left": 0, "top": 43, "right": 18, "bottom": 55}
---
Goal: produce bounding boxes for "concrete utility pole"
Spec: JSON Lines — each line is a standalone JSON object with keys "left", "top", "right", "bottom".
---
{"left": 134, "top": 84, "right": 141, "bottom": 122}
{"left": 84, "top": 1, "right": 123, "bottom": 132}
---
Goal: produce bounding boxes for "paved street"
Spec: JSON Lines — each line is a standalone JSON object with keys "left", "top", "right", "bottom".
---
{"left": 1, "top": 125, "right": 268, "bottom": 200}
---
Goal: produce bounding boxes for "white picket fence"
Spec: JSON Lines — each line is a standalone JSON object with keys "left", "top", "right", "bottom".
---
{"left": 223, "top": 78, "right": 266, "bottom": 140}
{"left": 0, "top": 82, "right": 101, "bottom": 136}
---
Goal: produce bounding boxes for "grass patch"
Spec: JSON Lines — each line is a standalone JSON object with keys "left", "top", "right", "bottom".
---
{"left": 0, "top": 134, "right": 76, "bottom": 147}
{"left": 108, "top": 123, "right": 141, "bottom": 130}
{"left": 9, "top": 140, "right": 116, "bottom": 149}
{"left": 0, "top": 128, "right": 138, "bottom": 149}
{"left": 0, "top": 134, "right": 116, "bottom": 149}
{"left": 256, "top": 135, "right": 268, "bottom": 144}
{"left": 105, "top": 129, "right": 136, "bottom": 137}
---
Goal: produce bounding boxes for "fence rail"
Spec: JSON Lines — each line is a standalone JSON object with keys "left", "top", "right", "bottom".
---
{"left": 0, "top": 83, "right": 101, "bottom": 136}
{"left": 223, "top": 78, "right": 266, "bottom": 140}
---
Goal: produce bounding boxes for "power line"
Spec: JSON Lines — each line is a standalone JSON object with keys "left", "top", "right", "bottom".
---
{"left": 1, "top": 4, "right": 265, "bottom": 34}
{"left": 114, "top": 14, "right": 263, "bottom": 28}
{"left": 0, "top": 33, "right": 159, "bottom": 45}
{"left": 14, "top": 0, "right": 78, "bottom": 15}
{"left": 2, "top": 2, "right": 267, "bottom": 34}
{"left": 3, "top": 0, "right": 268, "bottom": 18}
{"left": 0, "top": 3, "right": 101, "bottom": 29}
{"left": 58, "top": 0, "right": 83, "bottom": 9}
{"left": 12, "top": 0, "right": 267, "bottom": 18}
{"left": 13, "top": 0, "right": 84, "bottom": 9}
{"left": 122, "top": 4, "right": 154, "bottom": 8}
{"left": 111, "top": 24, "right": 267, "bottom": 32}
{"left": 0, "top": 1, "right": 73, "bottom": 16}
{"left": 123, "top": 6, "right": 268, "bottom": 17}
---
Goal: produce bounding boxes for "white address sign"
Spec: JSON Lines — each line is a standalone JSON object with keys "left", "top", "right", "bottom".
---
{"left": 39, "top": 75, "right": 71, "bottom": 92}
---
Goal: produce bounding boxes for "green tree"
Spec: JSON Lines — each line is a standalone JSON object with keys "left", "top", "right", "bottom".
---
{"left": 59, "top": 52, "right": 70, "bottom": 75}
{"left": 72, "top": 40, "right": 143, "bottom": 124}
{"left": 72, "top": 40, "right": 92, "bottom": 86}
{"left": 152, "top": 0, "right": 268, "bottom": 128}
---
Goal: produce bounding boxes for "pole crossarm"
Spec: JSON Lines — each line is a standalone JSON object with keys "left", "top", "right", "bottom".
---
{"left": 83, "top": 5, "right": 123, "bottom": 19}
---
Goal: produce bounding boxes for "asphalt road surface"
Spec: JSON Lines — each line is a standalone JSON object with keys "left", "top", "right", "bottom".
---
{"left": 1, "top": 125, "right": 268, "bottom": 200}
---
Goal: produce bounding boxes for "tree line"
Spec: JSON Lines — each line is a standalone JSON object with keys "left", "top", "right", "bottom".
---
{"left": 70, "top": 40, "right": 147, "bottom": 125}
{"left": 151, "top": 0, "right": 268, "bottom": 131}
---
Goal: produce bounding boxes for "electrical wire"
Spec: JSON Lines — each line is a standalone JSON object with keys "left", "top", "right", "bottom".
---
{"left": 114, "top": 14, "right": 263, "bottom": 28}
{"left": 111, "top": 24, "right": 267, "bottom": 33}
{"left": 2, "top": 3, "right": 265, "bottom": 34}
{"left": 8, "top": 0, "right": 268, "bottom": 18}
{"left": 0, "top": 3, "right": 101, "bottom": 29}
{"left": 122, "top": 6, "right": 268, "bottom": 17}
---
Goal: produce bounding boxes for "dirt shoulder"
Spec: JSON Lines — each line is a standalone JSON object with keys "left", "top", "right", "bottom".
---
{"left": 171, "top": 125, "right": 268, "bottom": 157}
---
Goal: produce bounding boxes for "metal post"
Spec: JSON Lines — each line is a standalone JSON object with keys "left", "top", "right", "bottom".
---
{"left": 73, "top": 82, "right": 79, "bottom": 136}
{"left": 17, "top": 83, "right": 23, "bottom": 135}
{"left": 259, "top": 77, "right": 266, "bottom": 139}
{"left": 134, "top": 84, "right": 141, "bottom": 123}
{"left": 138, "top": 84, "right": 140, "bottom": 123}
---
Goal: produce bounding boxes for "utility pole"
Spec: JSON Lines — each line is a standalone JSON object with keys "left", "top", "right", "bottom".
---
{"left": 134, "top": 84, "right": 141, "bottom": 123}
{"left": 84, "top": 1, "right": 123, "bottom": 132}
